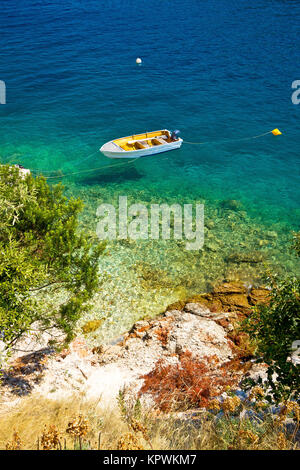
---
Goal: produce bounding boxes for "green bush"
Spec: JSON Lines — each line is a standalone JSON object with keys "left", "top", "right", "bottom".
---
{"left": 0, "top": 165, "right": 104, "bottom": 349}
{"left": 243, "top": 274, "right": 300, "bottom": 402}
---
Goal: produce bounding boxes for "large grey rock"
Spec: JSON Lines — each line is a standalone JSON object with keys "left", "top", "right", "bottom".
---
{"left": 184, "top": 303, "right": 211, "bottom": 317}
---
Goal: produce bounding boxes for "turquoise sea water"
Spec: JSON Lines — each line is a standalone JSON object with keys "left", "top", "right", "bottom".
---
{"left": 1, "top": 0, "right": 299, "bottom": 341}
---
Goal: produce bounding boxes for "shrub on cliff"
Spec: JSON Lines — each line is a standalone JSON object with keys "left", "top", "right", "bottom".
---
{"left": 0, "top": 165, "right": 104, "bottom": 349}
{"left": 243, "top": 273, "right": 300, "bottom": 403}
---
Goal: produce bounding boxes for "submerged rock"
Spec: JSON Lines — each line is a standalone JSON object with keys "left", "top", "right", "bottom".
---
{"left": 265, "top": 230, "right": 278, "bottom": 239}
{"left": 81, "top": 319, "right": 104, "bottom": 334}
{"left": 213, "top": 281, "right": 247, "bottom": 295}
{"left": 206, "top": 242, "right": 219, "bottom": 252}
{"left": 205, "top": 220, "right": 215, "bottom": 229}
{"left": 226, "top": 251, "right": 264, "bottom": 264}
{"left": 185, "top": 281, "right": 271, "bottom": 316}
{"left": 220, "top": 199, "right": 243, "bottom": 211}
{"left": 187, "top": 281, "right": 252, "bottom": 315}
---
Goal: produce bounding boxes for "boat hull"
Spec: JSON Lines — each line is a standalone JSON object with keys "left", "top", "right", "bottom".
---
{"left": 100, "top": 138, "right": 183, "bottom": 159}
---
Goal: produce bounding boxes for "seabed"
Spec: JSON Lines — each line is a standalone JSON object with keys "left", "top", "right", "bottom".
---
{"left": 67, "top": 182, "right": 300, "bottom": 345}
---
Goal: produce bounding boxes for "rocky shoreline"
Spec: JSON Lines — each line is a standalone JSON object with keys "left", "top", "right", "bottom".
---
{"left": 0, "top": 281, "right": 270, "bottom": 411}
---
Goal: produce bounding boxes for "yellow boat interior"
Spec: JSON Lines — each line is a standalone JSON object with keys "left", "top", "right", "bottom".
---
{"left": 113, "top": 130, "right": 173, "bottom": 151}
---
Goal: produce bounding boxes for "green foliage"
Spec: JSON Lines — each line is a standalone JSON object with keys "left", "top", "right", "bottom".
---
{"left": 292, "top": 231, "right": 300, "bottom": 257}
{"left": 0, "top": 165, "right": 104, "bottom": 348}
{"left": 242, "top": 274, "right": 300, "bottom": 402}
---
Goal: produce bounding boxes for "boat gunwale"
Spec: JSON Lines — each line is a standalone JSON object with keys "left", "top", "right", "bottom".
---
{"left": 100, "top": 129, "right": 181, "bottom": 154}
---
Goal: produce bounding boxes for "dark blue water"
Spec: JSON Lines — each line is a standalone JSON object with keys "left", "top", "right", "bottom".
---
{"left": 1, "top": 0, "right": 299, "bottom": 218}
{"left": 1, "top": 0, "right": 299, "bottom": 337}
{"left": 0, "top": 1, "right": 299, "bottom": 222}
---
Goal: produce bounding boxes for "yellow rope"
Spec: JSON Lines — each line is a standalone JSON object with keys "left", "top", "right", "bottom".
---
{"left": 29, "top": 150, "right": 100, "bottom": 174}
{"left": 37, "top": 156, "right": 141, "bottom": 180}
{"left": 23, "top": 129, "right": 277, "bottom": 180}
{"left": 183, "top": 130, "right": 273, "bottom": 145}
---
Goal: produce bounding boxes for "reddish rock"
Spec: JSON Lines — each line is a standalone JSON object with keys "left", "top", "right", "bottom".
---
{"left": 186, "top": 293, "right": 223, "bottom": 312}
{"left": 248, "top": 287, "right": 270, "bottom": 306}
{"left": 213, "top": 281, "right": 247, "bottom": 295}
{"left": 216, "top": 318, "right": 230, "bottom": 330}
{"left": 219, "top": 293, "right": 250, "bottom": 310}
{"left": 210, "top": 282, "right": 251, "bottom": 315}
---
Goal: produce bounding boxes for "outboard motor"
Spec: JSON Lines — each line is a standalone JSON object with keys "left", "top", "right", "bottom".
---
{"left": 171, "top": 129, "right": 181, "bottom": 141}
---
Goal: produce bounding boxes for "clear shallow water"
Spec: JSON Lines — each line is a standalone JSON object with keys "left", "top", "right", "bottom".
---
{"left": 1, "top": 0, "right": 299, "bottom": 342}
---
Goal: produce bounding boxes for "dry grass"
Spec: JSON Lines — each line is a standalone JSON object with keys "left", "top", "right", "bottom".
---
{"left": 148, "top": 400, "right": 299, "bottom": 450}
{"left": 0, "top": 394, "right": 127, "bottom": 450}
{"left": 0, "top": 392, "right": 299, "bottom": 450}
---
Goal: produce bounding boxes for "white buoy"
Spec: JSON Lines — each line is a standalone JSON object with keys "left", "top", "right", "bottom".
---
{"left": 136, "top": 57, "right": 142, "bottom": 65}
